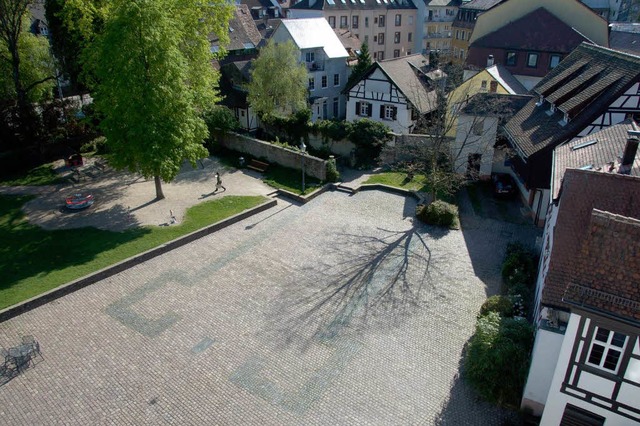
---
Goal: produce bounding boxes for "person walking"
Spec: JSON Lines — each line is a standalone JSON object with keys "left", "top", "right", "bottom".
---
{"left": 214, "top": 172, "right": 226, "bottom": 192}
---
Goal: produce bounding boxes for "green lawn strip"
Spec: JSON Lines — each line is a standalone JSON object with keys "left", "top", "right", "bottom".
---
{"left": 0, "top": 194, "right": 267, "bottom": 310}
{"left": 263, "top": 164, "right": 322, "bottom": 195}
{"left": 0, "top": 163, "right": 66, "bottom": 186}
{"left": 363, "top": 172, "right": 429, "bottom": 192}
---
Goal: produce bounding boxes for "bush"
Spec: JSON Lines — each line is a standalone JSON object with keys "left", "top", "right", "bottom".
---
{"left": 480, "top": 295, "right": 513, "bottom": 317}
{"left": 416, "top": 200, "right": 458, "bottom": 228}
{"left": 326, "top": 157, "right": 340, "bottom": 182}
{"left": 79, "top": 136, "right": 108, "bottom": 154}
{"left": 508, "top": 283, "right": 532, "bottom": 318}
{"left": 501, "top": 242, "right": 537, "bottom": 291}
{"left": 464, "top": 312, "right": 534, "bottom": 407}
{"left": 346, "top": 119, "right": 391, "bottom": 167}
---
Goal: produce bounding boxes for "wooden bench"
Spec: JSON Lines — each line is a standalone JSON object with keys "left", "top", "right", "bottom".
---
{"left": 247, "top": 159, "right": 269, "bottom": 173}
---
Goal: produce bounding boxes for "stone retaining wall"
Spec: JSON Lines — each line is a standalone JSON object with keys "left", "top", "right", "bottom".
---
{"left": 221, "top": 133, "right": 327, "bottom": 180}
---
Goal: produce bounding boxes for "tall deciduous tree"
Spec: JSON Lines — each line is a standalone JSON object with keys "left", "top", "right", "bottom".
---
{"left": 90, "top": 0, "right": 232, "bottom": 199}
{"left": 247, "top": 40, "right": 308, "bottom": 120}
{"left": 0, "top": 0, "right": 56, "bottom": 147}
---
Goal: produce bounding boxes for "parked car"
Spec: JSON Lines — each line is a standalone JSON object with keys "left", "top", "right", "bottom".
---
{"left": 492, "top": 173, "right": 516, "bottom": 197}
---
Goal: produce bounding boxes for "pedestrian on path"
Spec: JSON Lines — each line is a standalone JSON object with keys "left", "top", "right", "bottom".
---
{"left": 214, "top": 172, "right": 226, "bottom": 193}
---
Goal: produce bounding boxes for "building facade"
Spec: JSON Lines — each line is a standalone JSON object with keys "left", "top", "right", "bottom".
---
{"left": 422, "top": 0, "right": 460, "bottom": 57}
{"left": 289, "top": 0, "right": 418, "bottom": 61}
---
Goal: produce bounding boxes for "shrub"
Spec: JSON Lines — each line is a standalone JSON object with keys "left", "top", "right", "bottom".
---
{"left": 79, "top": 136, "right": 108, "bottom": 154}
{"left": 465, "top": 312, "right": 534, "bottom": 407}
{"left": 326, "top": 157, "right": 340, "bottom": 182}
{"left": 416, "top": 200, "right": 458, "bottom": 228}
{"left": 501, "top": 242, "right": 537, "bottom": 291}
{"left": 346, "top": 119, "right": 391, "bottom": 167}
{"left": 480, "top": 295, "right": 513, "bottom": 317}
{"left": 508, "top": 283, "right": 532, "bottom": 318}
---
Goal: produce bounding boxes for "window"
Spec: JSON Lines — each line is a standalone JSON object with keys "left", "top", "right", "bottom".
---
{"left": 394, "top": 32, "right": 401, "bottom": 43}
{"left": 480, "top": 80, "right": 487, "bottom": 90}
{"left": 408, "top": 32, "right": 412, "bottom": 42}
{"left": 378, "top": 33, "right": 384, "bottom": 44}
{"left": 461, "top": 30, "right": 465, "bottom": 40}
{"left": 357, "top": 101, "right": 371, "bottom": 117}
{"left": 407, "top": 49, "right": 411, "bottom": 55}
{"left": 561, "top": 405, "right": 605, "bottom": 426}
{"left": 333, "top": 97, "right": 339, "bottom": 117}
{"left": 306, "top": 52, "right": 315, "bottom": 63}
{"left": 352, "top": 16, "right": 359, "bottom": 29}
{"left": 334, "top": 73, "right": 340, "bottom": 86}
{"left": 586, "top": 327, "right": 628, "bottom": 374}
{"left": 393, "top": 49, "right": 400, "bottom": 58}
{"left": 459, "top": 49, "right": 464, "bottom": 60}
{"left": 373, "top": 52, "right": 377, "bottom": 59}
{"left": 355, "top": 33, "right": 359, "bottom": 39}
{"left": 549, "top": 54, "right": 561, "bottom": 69}
{"left": 340, "top": 16, "right": 348, "bottom": 28}
{"left": 374, "top": 35, "right": 377, "bottom": 42}
{"left": 472, "top": 119, "right": 484, "bottom": 136}
{"left": 377, "top": 51, "right": 384, "bottom": 60}
{"left": 328, "top": 16, "right": 336, "bottom": 28}
{"left": 321, "top": 75, "right": 327, "bottom": 88}
{"left": 309, "top": 77, "right": 315, "bottom": 91}
{"left": 381, "top": 104, "right": 397, "bottom": 120}
{"left": 395, "top": 14, "right": 401, "bottom": 26}
{"left": 409, "top": 16, "right": 413, "bottom": 25}
{"left": 365, "top": 17, "right": 369, "bottom": 27}
{"left": 489, "top": 81, "right": 498, "bottom": 92}
{"left": 506, "top": 52, "right": 517, "bottom": 66}
{"left": 364, "top": 35, "right": 369, "bottom": 44}
{"left": 527, "top": 53, "right": 538, "bottom": 68}
{"left": 379, "top": 15, "right": 385, "bottom": 27}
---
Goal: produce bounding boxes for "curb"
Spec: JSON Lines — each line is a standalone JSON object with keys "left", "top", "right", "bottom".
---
{"left": 334, "top": 182, "right": 430, "bottom": 204}
{"left": 0, "top": 199, "right": 278, "bottom": 323}
{"left": 274, "top": 182, "right": 333, "bottom": 204}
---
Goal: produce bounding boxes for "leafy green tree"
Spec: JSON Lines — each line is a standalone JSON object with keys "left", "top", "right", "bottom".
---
{"left": 346, "top": 42, "right": 372, "bottom": 88}
{"left": 89, "top": 0, "right": 232, "bottom": 199}
{"left": 0, "top": 0, "right": 56, "bottom": 147}
{"left": 247, "top": 40, "right": 308, "bottom": 120}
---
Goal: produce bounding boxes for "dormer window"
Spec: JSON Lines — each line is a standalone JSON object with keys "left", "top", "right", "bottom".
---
{"left": 559, "top": 111, "right": 570, "bottom": 126}
{"left": 536, "top": 95, "right": 544, "bottom": 107}
{"left": 546, "top": 103, "right": 556, "bottom": 116}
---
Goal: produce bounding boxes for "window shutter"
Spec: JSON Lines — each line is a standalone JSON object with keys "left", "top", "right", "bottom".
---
{"left": 356, "top": 102, "right": 360, "bottom": 116}
{"left": 392, "top": 106, "right": 397, "bottom": 120}
{"left": 380, "top": 105, "right": 385, "bottom": 118}
{"left": 367, "top": 104, "right": 372, "bottom": 117}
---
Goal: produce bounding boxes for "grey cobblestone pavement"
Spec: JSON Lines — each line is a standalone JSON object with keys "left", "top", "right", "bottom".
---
{"left": 0, "top": 190, "right": 540, "bottom": 425}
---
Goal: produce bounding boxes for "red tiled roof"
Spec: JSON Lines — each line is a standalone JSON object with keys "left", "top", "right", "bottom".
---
{"left": 563, "top": 210, "right": 640, "bottom": 321}
{"left": 542, "top": 169, "right": 640, "bottom": 318}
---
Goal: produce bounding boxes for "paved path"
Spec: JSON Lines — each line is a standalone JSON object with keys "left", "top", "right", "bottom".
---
{"left": 0, "top": 189, "right": 539, "bottom": 425}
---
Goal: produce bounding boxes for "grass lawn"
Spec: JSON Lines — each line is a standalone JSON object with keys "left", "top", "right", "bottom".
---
{"left": 0, "top": 194, "right": 267, "bottom": 310}
{"left": 264, "top": 164, "right": 322, "bottom": 195}
{"left": 364, "top": 172, "right": 429, "bottom": 192}
{"left": 0, "top": 163, "right": 66, "bottom": 186}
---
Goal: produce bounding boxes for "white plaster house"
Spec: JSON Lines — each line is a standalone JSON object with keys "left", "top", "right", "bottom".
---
{"left": 451, "top": 93, "right": 530, "bottom": 179}
{"left": 521, "top": 123, "right": 640, "bottom": 424}
{"left": 271, "top": 18, "right": 350, "bottom": 122}
{"left": 344, "top": 54, "right": 438, "bottom": 134}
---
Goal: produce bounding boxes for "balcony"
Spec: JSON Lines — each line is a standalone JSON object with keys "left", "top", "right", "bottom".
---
{"left": 424, "top": 16, "right": 455, "bottom": 23}
{"left": 306, "top": 61, "right": 325, "bottom": 71}
{"left": 424, "top": 32, "right": 452, "bottom": 39}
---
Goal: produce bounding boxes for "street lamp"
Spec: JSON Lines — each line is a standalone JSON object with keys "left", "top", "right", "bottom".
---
{"left": 300, "top": 141, "right": 306, "bottom": 194}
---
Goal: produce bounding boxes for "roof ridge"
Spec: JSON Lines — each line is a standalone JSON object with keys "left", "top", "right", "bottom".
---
{"left": 581, "top": 41, "right": 640, "bottom": 62}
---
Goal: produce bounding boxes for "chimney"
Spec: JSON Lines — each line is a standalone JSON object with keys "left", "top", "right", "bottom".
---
{"left": 487, "top": 55, "right": 494, "bottom": 67}
{"left": 621, "top": 130, "right": 640, "bottom": 169}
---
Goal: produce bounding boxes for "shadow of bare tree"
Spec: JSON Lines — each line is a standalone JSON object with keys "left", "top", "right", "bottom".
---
{"left": 268, "top": 221, "right": 438, "bottom": 345}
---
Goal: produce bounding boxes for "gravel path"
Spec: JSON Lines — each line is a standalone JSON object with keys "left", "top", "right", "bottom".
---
{"left": 0, "top": 157, "right": 275, "bottom": 232}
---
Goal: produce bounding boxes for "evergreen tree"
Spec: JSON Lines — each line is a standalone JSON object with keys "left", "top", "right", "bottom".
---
{"left": 346, "top": 42, "right": 372, "bottom": 88}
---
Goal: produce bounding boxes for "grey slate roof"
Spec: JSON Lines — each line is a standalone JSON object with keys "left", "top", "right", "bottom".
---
{"left": 459, "top": 0, "right": 502, "bottom": 11}
{"left": 552, "top": 120, "right": 640, "bottom": 199}
{"left": 376, "top": 54, "right": 438, "bottom": 114}
{"left": 424, "top": 0, "right": 461, "bottom": 6}
{"left": 610, "top": 30, "right": 640, "bottom": 56}
{"left": 290, "top": 0, "right": 416, "bottom": 11}
{"left": 503, "top": 43, "right": 640, "bottom": 159}
{"left": 211, "top": 5, "right": 263, "bottom": 51}
{"left": 461, "top": 93, "right": 531, "bottom": 119}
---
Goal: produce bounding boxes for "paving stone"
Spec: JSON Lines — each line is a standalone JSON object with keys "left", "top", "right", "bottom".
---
{"left": 0, "top": 191, "right": 539, "bottom": 425}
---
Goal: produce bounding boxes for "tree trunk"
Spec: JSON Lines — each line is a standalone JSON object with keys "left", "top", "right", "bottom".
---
{"left": 154, "top": 175, "right": 165, "bottom": 200}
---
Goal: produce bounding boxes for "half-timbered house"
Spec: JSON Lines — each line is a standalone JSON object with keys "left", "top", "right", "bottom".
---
{"left": 502, "top": 43, "right": 640, "bottom": 225}
{"left": 344, "top": 54, "right": 438, "bottom": 134}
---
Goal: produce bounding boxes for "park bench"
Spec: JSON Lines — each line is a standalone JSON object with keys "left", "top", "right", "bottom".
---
{"left": 247, "top": 159, "right": 269, "bottom": 173}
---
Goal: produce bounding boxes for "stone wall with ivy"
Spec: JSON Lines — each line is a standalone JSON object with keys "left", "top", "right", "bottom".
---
{"left": 220, "top": 132, "right": 327, "bottom": 180}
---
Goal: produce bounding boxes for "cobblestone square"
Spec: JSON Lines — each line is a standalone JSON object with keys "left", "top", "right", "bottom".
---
{"left": 0, "top": 190, "right": 539, "bottom": 425}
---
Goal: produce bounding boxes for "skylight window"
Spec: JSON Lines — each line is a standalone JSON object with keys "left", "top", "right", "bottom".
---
{"left": 579, "top": 164, "right": 594, "bottom": 170}
{"left": 571, "top": 139, "right": 597, "bottom": 151}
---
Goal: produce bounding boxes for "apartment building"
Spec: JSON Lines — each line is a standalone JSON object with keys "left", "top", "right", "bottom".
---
{"left": 450, "top": 0, "right": 503, "bottom": 64}
{"left": 422, "top": 0, "right": 460, "bottom": 56}
{"left": 289, "top": 0, "right": 418, "bottom": 61}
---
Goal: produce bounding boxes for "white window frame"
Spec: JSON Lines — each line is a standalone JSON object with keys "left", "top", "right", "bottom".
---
{"left": 328, "top": 16, "right": 336, "bottom": 28}
{"left": 383, "top": 104, "right": 395, "bottom": 120}
{"left": 527, "top": 53, "right": 538, "bottom": 68}
{"left": 359, "top": 102, "right": 370, "bottom": 116}
{"left": 340, "top": 15, "right": 348, "bottom": 28}
{"left": 306, "top": 52, "right": 315, "bottom": 63}
{"left": 550, "top": 54, "right": 561, "bottom": 69}
{"left": 586, "top": 327, "right": 628, "bottom": 374}
{"left": 321, "top": 75, "right": 328, "bottom": 88}
{"left": 309, "top": 77, "right": 315, "bottom": 91}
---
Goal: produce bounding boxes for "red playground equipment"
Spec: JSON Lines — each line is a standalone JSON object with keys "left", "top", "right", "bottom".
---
{"left": 65, "top": 193, "right": 94, "bottom": 210}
